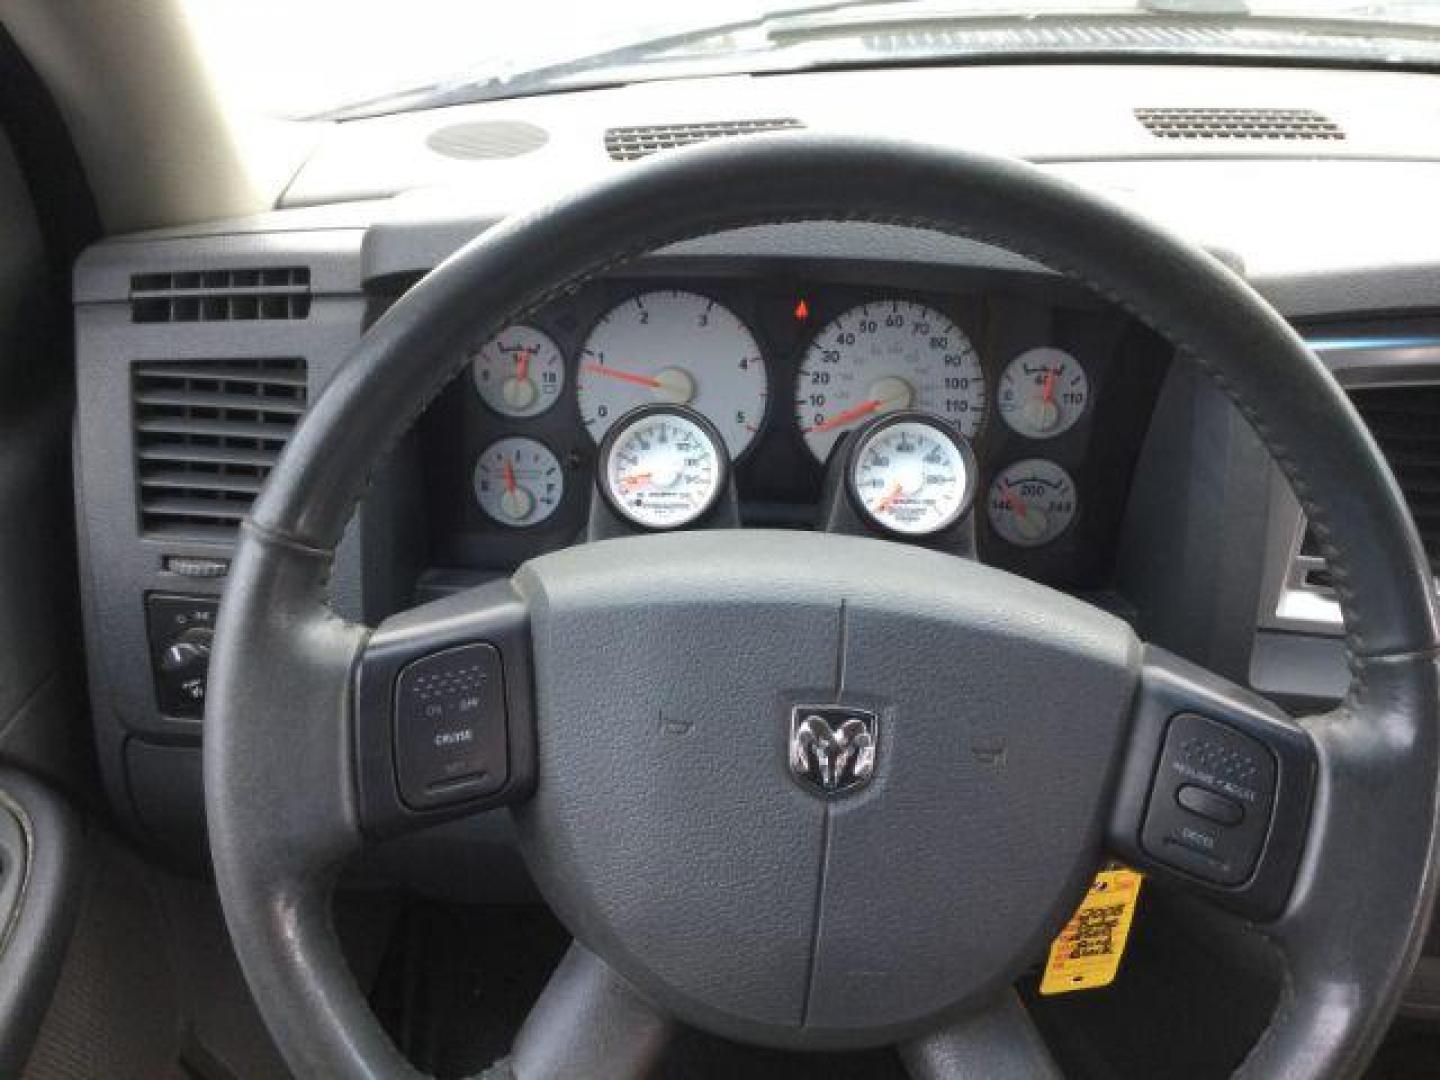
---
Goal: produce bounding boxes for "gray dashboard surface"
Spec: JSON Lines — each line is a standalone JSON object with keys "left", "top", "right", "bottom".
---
{"left": 69, "top": 59, "right": 1440, "bottom": 868}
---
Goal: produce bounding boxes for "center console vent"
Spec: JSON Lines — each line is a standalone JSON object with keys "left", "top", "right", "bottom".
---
{"left": 133, "top": 358, "right": 308, "bottom": 542}
{"left": 130, "top": 267, "right": 311, "bottom": 323}
{"left": 1350, "top": 385, "right": 1440, "bottom": 574}
{"left": 1135, "top": 108, "right": 1344, "bottom": 142}
{"left": 604, "top": 118, "right": 803, "bottom": 161}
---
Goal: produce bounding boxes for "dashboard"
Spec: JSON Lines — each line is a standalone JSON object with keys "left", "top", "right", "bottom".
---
{"left": 56, "top": 55, "right": 1440, "bottom": 1019}
{"left": 412, "top": 270, "right": 1169, "bottom": 589}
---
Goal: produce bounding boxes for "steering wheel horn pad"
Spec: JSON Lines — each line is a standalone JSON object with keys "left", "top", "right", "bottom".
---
{"left": 204, "top": 135, "right": 1440, "bottom": 1080}
{"left": 513, "top": 531, "right": 1137, "bottom": 1047}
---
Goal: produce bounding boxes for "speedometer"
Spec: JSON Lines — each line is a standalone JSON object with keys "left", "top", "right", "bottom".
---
{"left": 576, "top": 290, "right": 767, "bottom": 459}
{"left": 795, "top": 300, "right": 985, "bottom": 463}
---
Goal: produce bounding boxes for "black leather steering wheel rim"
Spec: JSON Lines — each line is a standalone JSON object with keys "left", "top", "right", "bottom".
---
{"left": 205, "top": 134, "right": 1440, "bottom": 1079}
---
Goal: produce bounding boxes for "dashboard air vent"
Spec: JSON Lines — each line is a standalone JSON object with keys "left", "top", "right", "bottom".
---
{"left": 604, "top": 118, "right": 803, "bottom": 161}
{"left": 132, "top": 358, "right": 307, "bottom": 541}
{"left": 1135, "top": 108, "right": 1344, "bottom": 141}
{"left": 1351, "top": 386, "right": 1440, "bottom": 574}
{"left": 130, "top": 267, "right": 312, "bottom": 323}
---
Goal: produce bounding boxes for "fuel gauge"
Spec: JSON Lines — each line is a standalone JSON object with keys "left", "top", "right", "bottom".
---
{"left": 474, "top": 437, "right": 564, "bottom": 527}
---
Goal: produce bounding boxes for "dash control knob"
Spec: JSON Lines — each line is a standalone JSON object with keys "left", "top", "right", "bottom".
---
{"left": 160, "top": 627, "right": 213, "bottom": 672}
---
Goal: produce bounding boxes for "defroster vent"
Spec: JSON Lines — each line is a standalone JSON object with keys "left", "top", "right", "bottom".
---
{"left": 133, "top": 358, "right": 307, "bottom": 541}
{"left": 130, "top": 267, "right": 311, "bottom": 323}
{"left": 605, "top": 119, "right": 803, "bottom": 161}
{"left": 1135, "top": 108, "right": 1344, "bottom": 141}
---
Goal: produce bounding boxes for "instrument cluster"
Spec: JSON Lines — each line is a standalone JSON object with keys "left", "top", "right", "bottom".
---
{"left": 419, "top": 275, "right": 1167, "bottom": 587}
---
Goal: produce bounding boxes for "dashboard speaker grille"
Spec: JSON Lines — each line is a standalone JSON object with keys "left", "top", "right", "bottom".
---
{"left": 427, "top": 120, "right": 549, "bottom": 159}
{"left": 1135, "top": 107, "right": 1344, "bottom": 141}
{"left": 1351, "top": 385, "right": 1440, "bottom": 574}
{"left": 132, "top": 358, "right": 308, "bottom": 541}
{"left": 604, "top": 118, "right": 803, "bottom": 161}
{"left": 130, "top": 267, "right": 311, "bottom": 323}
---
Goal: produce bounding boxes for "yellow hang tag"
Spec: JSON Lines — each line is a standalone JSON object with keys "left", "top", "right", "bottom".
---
{"left": 1040, "top": 866, "right": 1143, "bottom": 996}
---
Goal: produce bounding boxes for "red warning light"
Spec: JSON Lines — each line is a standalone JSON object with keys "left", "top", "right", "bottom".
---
{"left": 793, "top": 298, "right": 810, "bottom": 321}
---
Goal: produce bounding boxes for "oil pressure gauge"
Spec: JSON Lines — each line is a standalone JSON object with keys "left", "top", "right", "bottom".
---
{"left": 847, "top": 413, "right": 977, "bottom": 537}
{"left": 998, "top": 347, "right": 1089, "bottom": 439}
{"left": 598, "top": 405, "right": 730, "bottom": 531}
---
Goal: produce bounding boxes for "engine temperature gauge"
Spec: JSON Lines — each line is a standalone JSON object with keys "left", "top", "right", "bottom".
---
{"left": 599, "top": 405, "right": 729, "bottom": 531}
{"left": 848, "top": 413, "right": 977, "bottom": 537}
{"left": 987, "top": 459, "right": 1078, "bottom": 547}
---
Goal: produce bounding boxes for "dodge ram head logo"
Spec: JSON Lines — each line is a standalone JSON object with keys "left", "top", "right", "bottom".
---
{"left": 789, "top": 705, "right": 879, "bottom": 795}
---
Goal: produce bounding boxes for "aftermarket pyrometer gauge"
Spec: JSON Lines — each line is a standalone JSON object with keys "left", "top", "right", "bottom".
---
{"left": 598, "top": 405, "right": 729, "bottom": 531}
{"left": 847, "top": 413, "right": 977, "bottom": 537}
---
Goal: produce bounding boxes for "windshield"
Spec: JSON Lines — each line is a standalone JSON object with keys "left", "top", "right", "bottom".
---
{"left": 183, "top": 0, "right": 1440, "bottom": 119}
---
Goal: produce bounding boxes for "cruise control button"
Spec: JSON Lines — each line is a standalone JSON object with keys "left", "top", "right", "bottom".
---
{"left": 1141, "top": 713, "right": 1277, "bottom": 886}
{"left": 1177, "top": 784, "right": 1244, "bottom": 826}
{"left": 393, "top": 643, "right": 509, "bottom": 809}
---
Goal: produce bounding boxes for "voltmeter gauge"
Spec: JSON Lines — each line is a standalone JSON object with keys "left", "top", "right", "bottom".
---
{"left": 987, "top": 459, "right": 1078, "bottom": 547}
{"left": 599, "top": 405, "right": 729, "bottom": 531}
{"left": 471, "top": 325, "right": 565, "bottom": 418}
{"left": 997, "top": 347, "right": 1089, "bottom": 439}
{"left": 474, "top": 437, "right": 564, "bottom": 527}
{"left": 848, "top": 413, "right": 977, "bottom": 537}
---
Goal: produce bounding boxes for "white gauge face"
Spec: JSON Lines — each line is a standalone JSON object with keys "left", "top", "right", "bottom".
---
{"left": 577, "top": 291, "right": 767, "bottom": 458}
{"left": 472, "top": 326, "right": 565, "bottom": 418}
{"left": 851, "top": 420, "right": 973, "bottom": 536}
{"left": 473, "top": 437, "right": 564, "bottom": 528}
{"left": 987, "top": 459, "right": 1078, "bottom": 547}
{"left": 796, "top": 300, "right": 986, "bottom": 463}
{"left": 998, "top": 347, "right": 1090, "bottom": 439}
{"left": 603, "top": 411, "right": 724, "bottom": 530}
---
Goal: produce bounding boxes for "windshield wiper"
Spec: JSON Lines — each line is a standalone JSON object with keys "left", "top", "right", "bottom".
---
{"left": 318, "top": 0, "right": 1440, "bottom": 120}
{"left": 315, "top": 0, "right": 922, "bottom": 120}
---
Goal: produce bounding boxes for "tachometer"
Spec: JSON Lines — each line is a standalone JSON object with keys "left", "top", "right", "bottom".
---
{"left": 796, "top": 300, "right": 985, "bottom": 463}
{"left": 986, "top": 459, "right": 1077, "bottom": 547}
{"left": 576, "top": 290, "right": 767, "bottom": 458}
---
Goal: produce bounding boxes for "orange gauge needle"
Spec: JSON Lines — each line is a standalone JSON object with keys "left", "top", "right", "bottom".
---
{"left": 502, "top": 456, "right": 517, "bottom": 495}
{"left": 582, "top": 362, "right": 662, "bottom": 390}
{"left": 1000, "top": 483, "right": 1029, "bottom": 520}
{"left": 620, "top": 472, "right": 653, "bottom": 489}
{"left": 515, "top": 349, "right": 531, "bottom": 383}
{"left": 1041, "top": 369, "right": 1056, "bottom": 404}
{"left": 876, "top": 482, "right": 905, "bottom": 512}
{"left": 808, "top": 395, "right": 903, "bottom": 435}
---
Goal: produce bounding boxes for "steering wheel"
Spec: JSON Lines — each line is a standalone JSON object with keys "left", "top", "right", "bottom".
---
{"left": 204, "top": 135, "right": 1440, "bottom": 1080}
